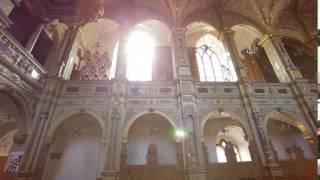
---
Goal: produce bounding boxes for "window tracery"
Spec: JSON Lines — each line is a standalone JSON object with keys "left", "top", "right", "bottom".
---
{"left": 195, "top": 34, "right": 237, "bottom": 82}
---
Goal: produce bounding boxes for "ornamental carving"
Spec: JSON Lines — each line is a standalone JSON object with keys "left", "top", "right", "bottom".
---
{"left": 73, "top": 47, "right": 112, "bottom": 80}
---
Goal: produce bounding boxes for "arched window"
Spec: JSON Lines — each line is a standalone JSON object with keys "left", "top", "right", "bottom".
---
{"left": 216, "top": 140, "right": 241, "bottom": 163}
{"left": 126, "top": 31, "right": 155, "bottom": 81}
{"left": 195, "top": 34, "right": 237, "bottom": 82}
{"left": 216, "top": 140, "right": 227, "bottom": 163}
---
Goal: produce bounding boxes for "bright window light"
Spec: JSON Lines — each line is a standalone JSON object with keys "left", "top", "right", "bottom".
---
{"left": 31, "top": 69, "right": 40, "bottom": 80}
{"left": 126, "top": 31, "right": 154, "bottom": 81}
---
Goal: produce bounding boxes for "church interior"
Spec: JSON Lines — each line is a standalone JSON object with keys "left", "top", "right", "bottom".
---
{"left": 0, "top": 0, "right": 318, "bottom": 180}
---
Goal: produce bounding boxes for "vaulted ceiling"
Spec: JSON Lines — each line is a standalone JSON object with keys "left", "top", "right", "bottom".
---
{"left": 25, "top": 0, "right": 316, "bottom": 41}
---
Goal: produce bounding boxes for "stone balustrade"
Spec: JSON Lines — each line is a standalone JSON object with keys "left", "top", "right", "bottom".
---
{"left": 194, "top": 82, "right": 240, "bottom": 98}
{"left": 0, "top": 29, "right": 47, "bottom": 89}
{"left": 127, "top": 81, "right": 176, "bottom": 98}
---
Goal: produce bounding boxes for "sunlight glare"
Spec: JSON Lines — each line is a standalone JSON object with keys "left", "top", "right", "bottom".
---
{"left": 126, "top": 31, "right": 155, "bottom": 81}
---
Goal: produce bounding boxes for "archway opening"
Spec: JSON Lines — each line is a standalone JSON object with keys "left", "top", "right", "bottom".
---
{"left": 0, "top": 91, "right": 28, "bottom": 179}
{"left": 126, "top": 113, "right": 176, "bottom": 165}
{"left": 231, "top": 25, "right": 280, "bottom": 83}
{"left": 266, "top": 118, "right": 313, "bottom": 160}
{"left": 69, "top": 18, "right": 120, "bottom": 80}
{"left": 202, "top": 116, "right": 251, "bottom": 163}
{"left": 43, "top": 113, "right": 102, "bottom": 180}
{"left": 186, "top": 22, "right": 237, "bottom": 82}
{"left": 126, "top": 20, "right": 172, "bottom": 81}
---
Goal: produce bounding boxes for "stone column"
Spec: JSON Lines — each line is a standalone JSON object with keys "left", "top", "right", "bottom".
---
{"left": 271, "top": 37, "right": 303, "bottom": 80}
{"left": 171, "top": 28, "right": 206, "bottom": 180}
{"left": 269, "top": 36, "right": 317, "bottom": 128}
{"left": 119, "top": 140, "right": 128, "bottom": 180}
{"left": 261, "top": 35, "right": 316, "bottom": 131}
{"left": 17, "top": 75, "right": 64, "bottom": 180}
{"left": 102, "top": 81, "right": 126, "bottom": 180}
{"left": 114, "top": 25, "right": 130, "bottom": 80}
{"left": 220, "top": 29, "right": 269, "bottom": 166}
{"left": 258, "top": 34, "right": 289, "bottom": 83}
{"left": 25, "top": 23, "right": 44, "bottom": 53}
{"left": 60, "top": 24, "right": 80, "bottom": 80}
{"left": 171, "top": 28, "right": 193, "bottom": 80}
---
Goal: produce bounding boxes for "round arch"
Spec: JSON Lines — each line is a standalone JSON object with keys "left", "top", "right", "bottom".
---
{"left": 200, "top": 110, "right": 252, "bottom": 138}
{"left": 130, "top": 19, "right": 171, "bottom": 47}
{"left": 182, "top": 9, "right": 218, "bottom": 30}
{"left": 231, "top": 24, "right": 265, "bottom": 37}
{"left": 263, "top": 108, "right": 314, "bottom": 138}
{"left": 81, "top": 18, "right": 120, "bottom": 50}
{"left": 47, "top": 109, "right": 107, "bottom": 142}
{"left": 273, "top": 27, "right": 307, "bottom": 44}
{"left": 0, "top": 84, "right": 32, "bottom": 134}
{"left": 185, "top": 21, "right": 220, "bottom": 47}
{"left": 123, "top": 111, "right": 177, "bottom": 139}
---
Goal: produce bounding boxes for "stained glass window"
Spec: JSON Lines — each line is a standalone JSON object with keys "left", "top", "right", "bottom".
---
{"left": 195, "top": 34, "right": 237, "bottom": 82}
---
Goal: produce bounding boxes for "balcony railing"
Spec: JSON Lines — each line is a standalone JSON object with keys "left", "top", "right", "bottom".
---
{"left": 0, "top": 29, "right": 47, "bottom": 89}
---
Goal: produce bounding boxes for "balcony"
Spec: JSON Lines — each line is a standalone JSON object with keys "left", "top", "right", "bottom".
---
{"left": 0, "top": 29, "right": 46, "bottom": 91}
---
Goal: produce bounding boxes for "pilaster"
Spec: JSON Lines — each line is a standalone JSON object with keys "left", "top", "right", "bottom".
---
{"left": 258, "top": 34, "right": 291, "bottom": 83}
{"left": 220, "top": 29, "right": 270, "bottom": 167}
{"left": 17, "top": 75, "right": 64, "bottom": 179}
{"left": 171, "top": 28, "right": 193, "bottom": 81}
{"left": 171, "top": 27, "right": 206, "bottom": 180}
{"left": 102, "top": 81, "right": 126, "bottom": 180}
{"left": 260, "top": 35, "right": 316, "bottom": 131}
{"left": 271, "top": 37, "right": 304, "bottom": 80}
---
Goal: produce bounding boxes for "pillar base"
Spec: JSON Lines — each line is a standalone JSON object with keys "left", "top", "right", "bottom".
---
{"left": 185, "top": 169, "right": 207, "bottom": 180}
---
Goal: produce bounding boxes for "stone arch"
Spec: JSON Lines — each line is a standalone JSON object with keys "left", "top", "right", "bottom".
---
{"left": 123, "top": 111, "right": 177, "bottom": 139}
{"left": 264, "top": 108, "right": 315, "bottom": 160}
{"left": 81, "top": 18, "right": 120, "bottom": 51}
{"left": 201, "top": 110, "right": 253, "bottom": 163}
{"left": 200, "top": 110, "right": 252, "bottom": 138}
{"left": 47, "top": 109, "right": 107, "bottom": 142}
{"left": 124, "top": 112, "right": 178, "bottom": 165}
{"left": 130, "top": 9, "right": 173, "bottom": 29}
{"left": 273, "top": 27, "right": 307, "bottom": 44}
{"left": 263, "top": 108, "right": 314, "bottom": 139}
{"left": 185, "top": 21, "right": 221, "bottom": 47}
{"left": 230, "top": 24, "right": 265, "bottom": 59}
{"left": 231, "top": 24, "right": 286, "bottom": 83}
{"left": 0, "top": 84, "right": 32, "bottom": 137}
{"left": 130, "top": 19, "right": 171, "bottom": 46}
{"left": 43, "top": 111, "right": 104, "bottom": 180}
{"left": 182, "top": 10, "right": 218, "bottom": 32}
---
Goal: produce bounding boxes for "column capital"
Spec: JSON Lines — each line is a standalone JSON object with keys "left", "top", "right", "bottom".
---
{"left": 170, "top": 28, "right": 187, "bottom": 40}
{"left": 171, "top": 27, "right": 186, "bottom": 33}
{"left": 257, "top": 33, "right": 273, "bottom": 47}
{"left": 218, "top": 29, "right": 235, "bottom": 40}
